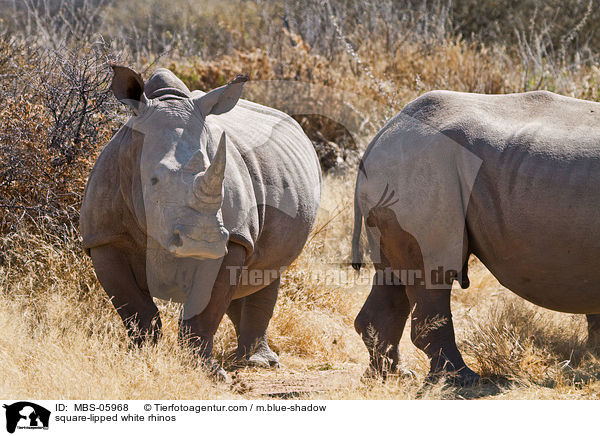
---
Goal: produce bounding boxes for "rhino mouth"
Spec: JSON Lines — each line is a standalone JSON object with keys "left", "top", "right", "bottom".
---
{"left": 168, "top": 227, "right": 228, "bottom": 259}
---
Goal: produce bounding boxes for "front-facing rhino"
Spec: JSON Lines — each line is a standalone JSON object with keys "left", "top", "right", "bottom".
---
{"left": 80, "top": 66, "right": 321, "bottom": 379}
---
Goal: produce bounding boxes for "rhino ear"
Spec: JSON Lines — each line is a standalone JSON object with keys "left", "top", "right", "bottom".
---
{"left": 194, "top": 74, "right": 248, "bottom": 117}
{"left": 110, "top": 64, "right": 148, "bottom": 113}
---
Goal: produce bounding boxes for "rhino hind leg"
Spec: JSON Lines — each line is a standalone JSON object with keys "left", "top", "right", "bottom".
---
{"left": 586, "top": 314, "right": 600, "bottom": 347}
{"left": 355, "top": 268, "right": 413, "bottom": 380}
{"left": 90, "top": 245, "right": 161, "bottom": 346}
{"left": 405, "top": 285, "right": 479, "bottom": 386}
{"left": 232, "top": 278, "right": 280, "bottom": 368}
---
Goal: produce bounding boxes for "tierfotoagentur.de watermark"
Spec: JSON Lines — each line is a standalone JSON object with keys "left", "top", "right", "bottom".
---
{"left": 226, "top": 265, "right": 466, "bottom": 287}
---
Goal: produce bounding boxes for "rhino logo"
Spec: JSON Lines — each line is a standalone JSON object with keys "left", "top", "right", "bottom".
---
{"left": 3, "top": 402, "right": 50, "bottom": 433}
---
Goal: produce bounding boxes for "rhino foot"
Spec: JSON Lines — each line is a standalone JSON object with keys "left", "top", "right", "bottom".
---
{"left": 425, "top": 366, "right": 480, "bottom": 387}
{"left": 362, "top": 362, "right": 416, "bottom": 382}
{"left": 232, "top": 338, "right": 279, "bottom": 368}
{"left": 230, "top": 344, "right": 280, "bottom": 369}
{"left": 203, "top": 361, "right": 230, "bottom": 383}
{"left": 452, "top": 366, "right": 480, "bottom": 387}
{"left": 394, "top": 365, "right": 417, "bottom": 381}
{"left": 212, "top": 367, "right": 229, "bottom": 383}
{"left": 247, "top": 347, "right": 280, "bottom": 368}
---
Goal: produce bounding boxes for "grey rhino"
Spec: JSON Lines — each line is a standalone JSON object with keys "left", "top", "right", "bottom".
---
{"left": 352, "top": 89, "right": 600, "bottom": 384}
{"left": 81, "top": 66, "right": 321, "bottom": 379}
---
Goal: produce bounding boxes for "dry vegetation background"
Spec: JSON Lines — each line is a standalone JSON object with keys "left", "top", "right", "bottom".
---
{"left": 1, "top": 0, "right": 600, "bottom": 399}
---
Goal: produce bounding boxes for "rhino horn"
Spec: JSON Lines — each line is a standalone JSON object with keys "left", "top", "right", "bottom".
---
{"left": 193, "top": 132, "right": 227, "bottom": 208}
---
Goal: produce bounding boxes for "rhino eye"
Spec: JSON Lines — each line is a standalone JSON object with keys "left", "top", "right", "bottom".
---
{"left": 150, "top": 177, "right": 159, "bottom": 185}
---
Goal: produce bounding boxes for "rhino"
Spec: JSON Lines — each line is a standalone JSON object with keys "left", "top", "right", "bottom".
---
{"left": 80, "top": 66, "right": 321, "bottom": 379}
{"left": 352, "top": 89, "right": 600, "bottom": 384}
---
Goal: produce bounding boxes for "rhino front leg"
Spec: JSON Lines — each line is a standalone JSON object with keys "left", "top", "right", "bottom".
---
{"left": 90, "top": 245, "right": 161, "bottom": 346}
{"left": 405, "top": 285, "right": 479, "bottom": 386}
{"left": 355, "top": 268, "right": 411, "bottom": 379}
{"left": 179, "top": 243, "right": 246, "bottom": 381}
{"left": 235, "top": 278, "right": 280, "bottom": 368}
{"left": 586, "top": 314, "right": 600, "bottom": 346}
{"left": 226, "top": 297, "right": 243, "bottom": 338}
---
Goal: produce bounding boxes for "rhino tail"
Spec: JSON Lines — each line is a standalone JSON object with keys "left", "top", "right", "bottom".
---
{"left": 351, "top": 185, "right": 364, "bottom": 271}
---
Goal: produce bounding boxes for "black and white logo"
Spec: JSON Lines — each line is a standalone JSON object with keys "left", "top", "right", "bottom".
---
{"left": 3, "top": 402, "right": 50, "bottom": 434}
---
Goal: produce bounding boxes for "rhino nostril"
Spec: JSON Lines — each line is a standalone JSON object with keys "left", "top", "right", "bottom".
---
{"left": 171, "top": 230, "right": 183, "bottom": 248}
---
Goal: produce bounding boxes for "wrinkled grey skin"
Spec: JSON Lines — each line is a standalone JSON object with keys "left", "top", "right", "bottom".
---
{"left": 80, "top": 67, "right": 321, "bottom": 379}
{"left": 353, "top": 90, "right": 600, "bottom": 384}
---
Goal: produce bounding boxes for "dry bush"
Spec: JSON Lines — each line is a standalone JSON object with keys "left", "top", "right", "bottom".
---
{"left": 0, "top": 40, "right": 120, "bottom": 235}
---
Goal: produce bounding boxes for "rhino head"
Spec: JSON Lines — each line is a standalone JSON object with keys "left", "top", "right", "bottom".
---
{"left": 111, "top": 65, "right": 248, "bottom": 259}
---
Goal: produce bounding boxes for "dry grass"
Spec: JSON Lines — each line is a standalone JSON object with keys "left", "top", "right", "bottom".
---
{"left": 3, "top": 176, "right": 600, "bottom": 400}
